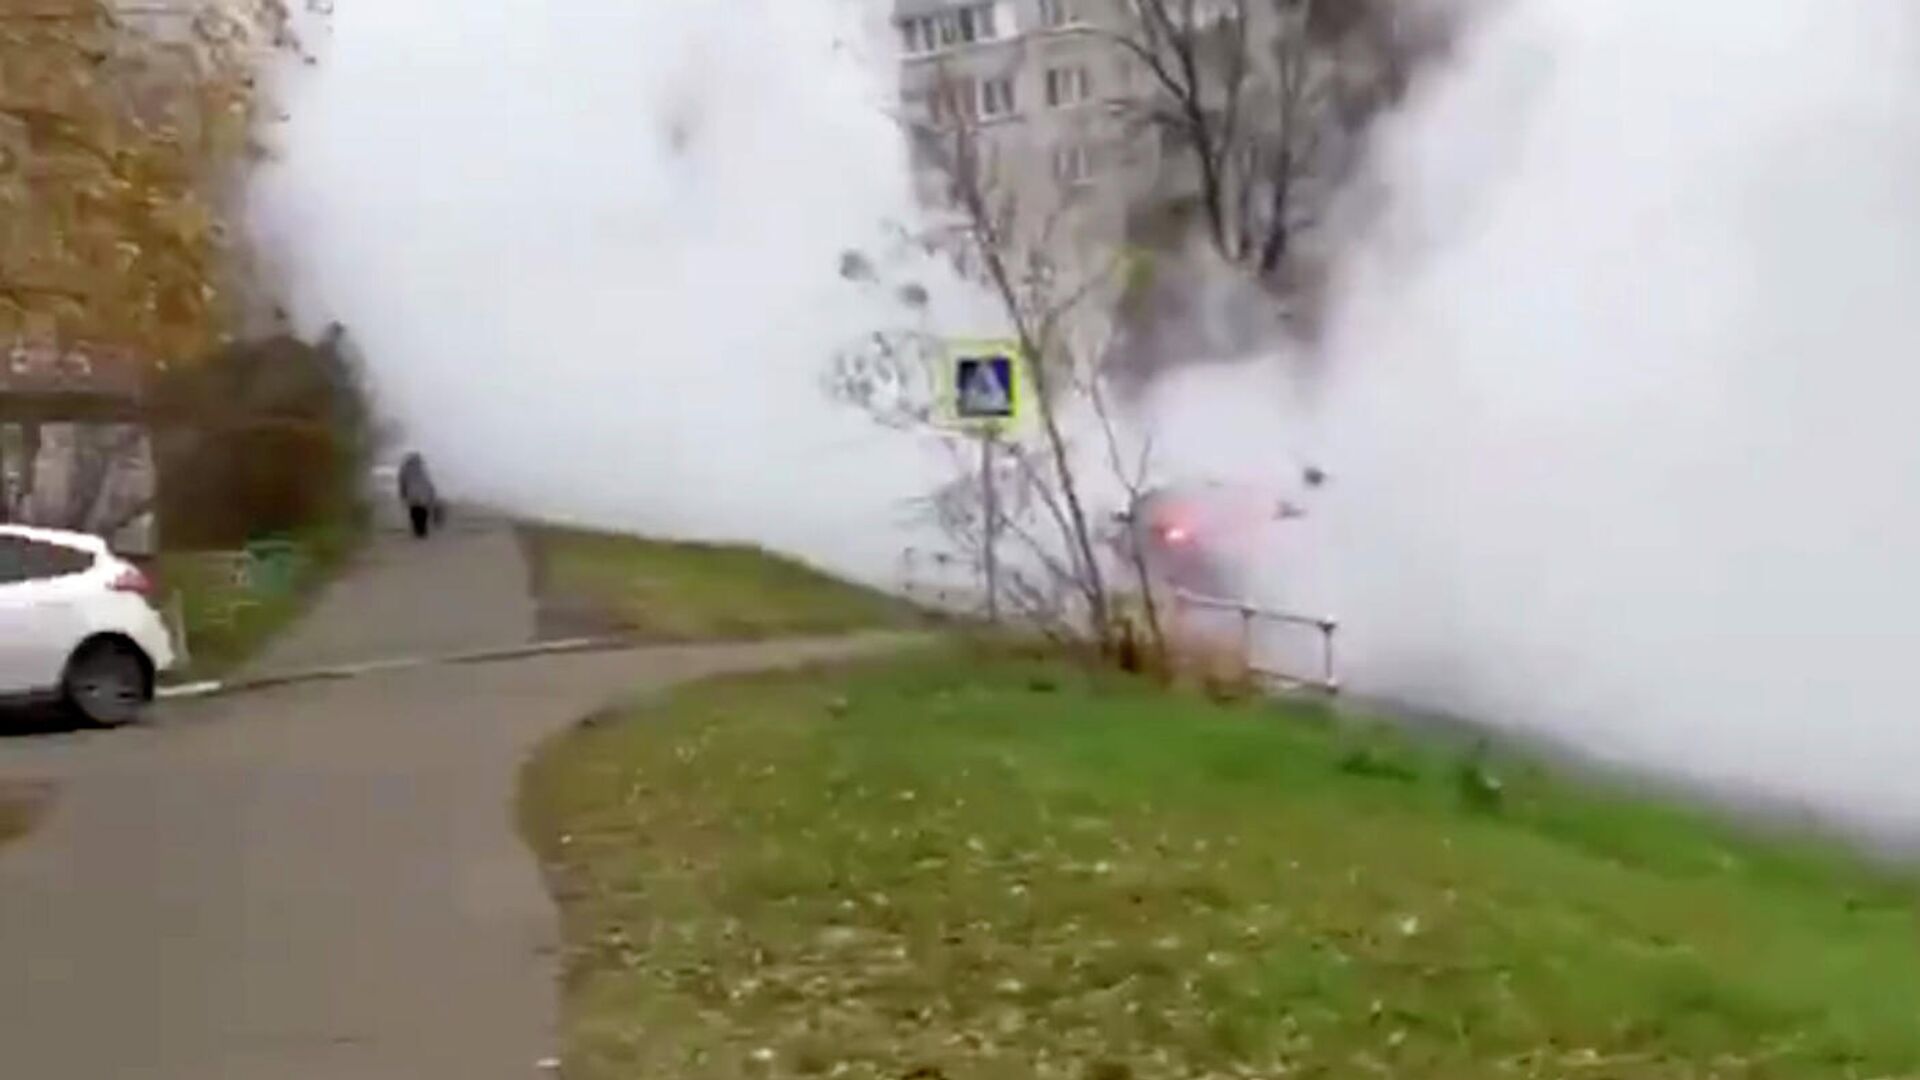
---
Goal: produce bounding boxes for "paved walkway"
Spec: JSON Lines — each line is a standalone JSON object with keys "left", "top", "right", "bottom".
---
{"left": 240, "top": 513, "right": 538, "bottom": 679}
{"left": 0, "top": 520, "right": 915, "bottom": 1079}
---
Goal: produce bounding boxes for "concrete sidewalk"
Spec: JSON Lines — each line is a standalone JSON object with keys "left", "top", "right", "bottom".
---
{"left": 0, "top": 634, "right": 916, "bottom": 1080}
{"left": 239, "top": 515, "right": 537, "bottom": 680}
{"left": 0, "top": 504, "right": 925, "bottom": 1078}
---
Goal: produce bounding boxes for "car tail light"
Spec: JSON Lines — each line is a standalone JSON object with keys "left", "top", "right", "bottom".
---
{"left": 109, "top": 565, "right": 154, "bottom": 597}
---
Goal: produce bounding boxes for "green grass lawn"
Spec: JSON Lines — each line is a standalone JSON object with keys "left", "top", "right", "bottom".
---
{"left": 156, "top": 519, "right": 362, "bottom": 680}
{"left": 520, "top": 525, "right": 918, "bottom": 643}
{"left": 521, "top": 645, "right": 1920, "bottom": 1080}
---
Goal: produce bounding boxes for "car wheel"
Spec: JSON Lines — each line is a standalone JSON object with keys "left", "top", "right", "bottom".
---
{"left": 63, "top": 638, "right": 151, "bottom": 728}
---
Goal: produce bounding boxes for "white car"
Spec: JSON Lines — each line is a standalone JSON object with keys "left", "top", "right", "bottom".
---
{"left": 0, "top": 525, "right": 177, "bottom": 726}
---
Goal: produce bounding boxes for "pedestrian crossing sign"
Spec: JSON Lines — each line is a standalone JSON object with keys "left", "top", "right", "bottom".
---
{"left": 946, "top": 340, "right": 1025, "bottom": 431}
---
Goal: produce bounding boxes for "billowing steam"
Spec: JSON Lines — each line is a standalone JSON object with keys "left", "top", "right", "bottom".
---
{"left": 253, "top": 0, "right": 953, "bottom": 583}
{"left": 260, "top": 0, "right": 1920, "bottom": 840}
{"left": 1149, "top": 0, "right": 1920, "bottom": 840}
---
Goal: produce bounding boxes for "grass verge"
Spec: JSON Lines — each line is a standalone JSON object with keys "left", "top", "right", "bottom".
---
{"left": 156, "top": 519, "right": 362, "bottom": 680}
{"left": 522, "top": 645, "right": 1920, "bottom": 1080}
{"left": 520, "top": 525, "right": 918, "bottom": 643}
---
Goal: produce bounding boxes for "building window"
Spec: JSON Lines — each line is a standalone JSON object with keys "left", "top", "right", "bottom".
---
{"left": 1045, "top": 65, "right": 1091, "bottom": 107}
{"left": 900, "top": 4, "right": 1001, "bottom": 56}
{"left": 929, "top": 76, "right": 1016, "bottom": 125}
{"left": 979, "top": 76, "right": 1015, "bottom": 118}
{"left": 1037, "top": 0, "right": 1077, "bottom": 28}
{"left": 1054, "top": 142, "right": 1094, "bottom": 185}
{"left": 955, "top": 5, "right": 988, "bottom": 42}
{"left": 977, "top": 3, "right": 1003, "bottom": 40}
{"left": 899, "top": 15, "right": 935, "bottom": 55}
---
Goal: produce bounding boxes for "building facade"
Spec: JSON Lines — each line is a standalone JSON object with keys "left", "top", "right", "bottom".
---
{"left": 892, "top": 0, "right": 1167, "bottom": 246}
{"left": 890, "top": 1, "right": 1307, "bottom": 262}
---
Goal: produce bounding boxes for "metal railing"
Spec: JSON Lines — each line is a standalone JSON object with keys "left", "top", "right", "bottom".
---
{"left": 1170, "top": 588, "right": 1340, "bottom": 695}
{"left": 896, "top": 548, "right": 1342, "bottom": 694}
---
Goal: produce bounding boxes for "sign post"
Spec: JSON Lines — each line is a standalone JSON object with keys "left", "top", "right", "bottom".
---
{"left": 980, "top": 431, "right": 999, "bottom": 623}
{"left": 947, "top": 341, "right": 1025, "bottom": 624}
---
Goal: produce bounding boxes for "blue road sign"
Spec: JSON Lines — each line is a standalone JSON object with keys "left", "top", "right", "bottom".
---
{"left": 955, "top": 354, "right": 1015, "bottom": 420}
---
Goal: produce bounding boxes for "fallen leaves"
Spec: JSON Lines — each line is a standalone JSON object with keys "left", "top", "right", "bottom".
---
{"left": 526, "top": 659, "right": 1920, "bottom": 1080}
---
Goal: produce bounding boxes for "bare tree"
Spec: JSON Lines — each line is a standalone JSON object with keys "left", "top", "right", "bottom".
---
{"left": 1100, "top": 0, "right": 1256, "bottom": 264}
{"left": 1086, "top": 368, "right": 1169, "bottom": 670}
{"left": 59, "top": 425, "right": 140, "bottom": 529}
{"left": 832, "top": 63, "right": 1142, "bottom": 654}
{"left": 1253, "top": 0, "right": 1323, "bottom": 276}
{"left": 1101, "top": 0, "right": 1446, "bottom": 283}
{"left": 0, "top": 418, "right": 153, "bottom": 538}
{"left": 0, "top": 421, "right": 40, "bottom": 523}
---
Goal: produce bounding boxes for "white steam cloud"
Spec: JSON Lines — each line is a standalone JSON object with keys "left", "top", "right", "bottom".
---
{"left": 261, "top": 0, "right": 1920, "bottom": 839}
{"left": 255, "top": 0, "right": 952, "bottom": 583}
{"left": 1150, "top": 0, "right": 1920, "bottom": 840}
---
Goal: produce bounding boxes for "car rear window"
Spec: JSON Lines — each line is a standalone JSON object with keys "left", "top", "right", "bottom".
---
{"left": 0, "top": 536, "right": 96, "bottom": 584}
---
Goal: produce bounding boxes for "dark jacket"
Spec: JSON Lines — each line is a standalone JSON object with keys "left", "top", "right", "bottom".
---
{"left": 398, "top": 453, "right": 438, "bottom": 508}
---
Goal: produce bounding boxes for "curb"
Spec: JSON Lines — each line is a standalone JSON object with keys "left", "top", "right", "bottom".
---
{"left": 156, "top": 636, "right": 633, "bottom": 702}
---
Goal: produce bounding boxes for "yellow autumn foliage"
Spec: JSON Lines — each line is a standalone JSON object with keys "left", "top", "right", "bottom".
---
{"left": 0, "top": 0, "right": 303, "bottom": 363}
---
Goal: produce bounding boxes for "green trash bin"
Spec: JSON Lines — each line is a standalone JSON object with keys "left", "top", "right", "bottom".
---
{"left": 243, "top": 539, "right": 308, "bottom": 597}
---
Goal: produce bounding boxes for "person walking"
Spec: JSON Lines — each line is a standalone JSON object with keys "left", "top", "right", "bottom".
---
{"left": 397, "top": 451, "right": 440, "bottom": 540}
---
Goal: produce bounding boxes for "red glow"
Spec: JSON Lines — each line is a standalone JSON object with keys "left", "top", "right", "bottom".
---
{"left": 1161, "top": 523, "right": 1193, "bottom": 546}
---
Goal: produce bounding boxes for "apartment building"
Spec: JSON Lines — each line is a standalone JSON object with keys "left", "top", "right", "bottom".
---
{"left": 892, "top": 0, "right": 1165, "bottom": 242}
